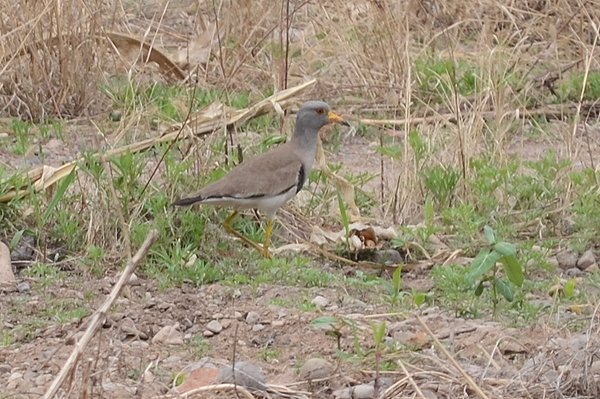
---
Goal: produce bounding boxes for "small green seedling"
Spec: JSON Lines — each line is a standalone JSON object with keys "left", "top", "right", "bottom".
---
{"left": 467, "top": 226, "right": 524, "bottom": 315}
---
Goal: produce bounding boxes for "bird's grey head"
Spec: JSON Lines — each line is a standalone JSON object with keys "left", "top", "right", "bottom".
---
{"left": 294, "top": 101, "right": 348, "bottom": 133}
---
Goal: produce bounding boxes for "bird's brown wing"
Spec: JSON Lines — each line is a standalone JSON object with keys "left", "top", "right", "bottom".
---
{"left": 175, "top": 143, "right": 304, "bottom": 205}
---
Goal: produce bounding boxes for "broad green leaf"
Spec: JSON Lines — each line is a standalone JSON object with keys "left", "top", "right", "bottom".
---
{"left": 496, "top": 279, "right": 514, "bottom": 302}
{"left": 372, "top": 322, "right": 386, "bottom": 346}
{"left": 311, "top": 316, "right": 337, "bottom": 329}
{"left": 564, "top": 278, "right": 576, "bottom": 299}
{"left": 474, "top": 280, "right": 485, "bottom": 296}
{"left": 467, "top": 250, "right": 503, "bottom": 282}
{"left": 494, "top": 241, "right": 517, "bottom": 257}
{"left": 501, "top": 255, "right": 524, "bottom": 287}
{"left": 43, "top": 166, "right": 77, "bottom": 224}
{"left": 413, "top": 291, "right": 427, "bottom": 306}
{"left": 483, "top": 225, "right": 496, "bottom": 245}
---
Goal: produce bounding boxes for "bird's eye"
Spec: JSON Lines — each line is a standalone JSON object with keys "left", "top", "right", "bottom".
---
{"left": 316, "top": 108, "right": 324, "bottom": 115}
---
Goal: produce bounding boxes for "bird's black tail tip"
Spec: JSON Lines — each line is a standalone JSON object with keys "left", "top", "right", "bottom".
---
{"left": 172, "top": 196, "right": 203, "bottom": 207}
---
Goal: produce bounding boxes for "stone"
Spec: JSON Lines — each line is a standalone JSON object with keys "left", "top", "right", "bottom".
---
{"left": 245, "top": 311, "right": 260, "bottom": 324}
{"left": 16, "top": 281, "right": 30, "bottom": 293}
{"left": 221, "top": 319, "right": 232, "bottom": 329}
{"left": 252, "top": 323, "right": 265, "bottom": 332}
{"left": 272, "top": 320, "right": 285, "bottom": 327}
{"left": 373, "top": 249, "right": 403, "bottom": 265}
{"left": 299, "top": 358, "right": 333, "bottom": 380}
{"left": 585, "top": 263, "right": 599, "bottom": 273}
{"left": 216, "top": 361, "right": 267, "bottom": 391}
{"left": 565, "top": 267, "right": 583, "bottom": 277}
{"left": 152, "top": 324, "right": 183, "bottom": 345}
{"left": 127, "top": 273, "right": 140, "bottom": 286}
{"left": 556, "top": 250, "right": 577, "bottom": 270}
{"left": 206, "top": 320, "right": 223, "bottom": 334}
{"left": 577, "top": 249, "right": 596, "bottom": 270}
{"left": 311, "top": 295, "right": 329, "bottom": 309}
{"left": 0, "top": 241, "right": 15, "bottom": 287}
{"left": 203, "top": 330, "right": 214, "bottom": 337}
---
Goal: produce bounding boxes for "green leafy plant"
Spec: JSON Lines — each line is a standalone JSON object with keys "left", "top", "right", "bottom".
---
{"left": 467, "top": 226, "right": 524, "bottom": 315}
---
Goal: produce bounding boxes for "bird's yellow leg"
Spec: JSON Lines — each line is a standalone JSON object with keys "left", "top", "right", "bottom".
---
{"left": 222, "top": 211, "right": 264, "bottom": 254}
{"left": 262, "top": 219, "right": 273, "bottom": 259}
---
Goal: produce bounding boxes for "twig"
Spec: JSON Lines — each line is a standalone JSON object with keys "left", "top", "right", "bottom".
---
{"left": 416, "top": 314, "right": 491, "bottom": 399}
{"left": 395, "top": 358, "right": 427, "bottom": 399}
{"left": 43, "top": 229, "right": 159, "bottom": 399}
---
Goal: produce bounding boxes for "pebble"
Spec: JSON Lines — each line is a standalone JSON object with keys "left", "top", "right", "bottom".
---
{"left": 216, "top": 361, "right": 267, "bottom": 391}
{"left": 16, "top": 282, "right": 30, "bottom": 293}
{"left": 252, "top": 324, "right": 265, "bottom": 332}
{"left": 206, "top": 320, "right": 223, "bottom": 334}
{"left": 311, "top": 295, "right": 329, "bottom": 309}
{"left": 556, "top": 250, "right": 577, "bottom": 269}
{"left": 203, "top": 330, "right": 215, "bottom": 337}
{"left": 233, "top": 311, "right": 243, "bottom": 320}
{"left": 565, "top": 267, "right": 583, "bottom": 277}
{"left": 245, "top": 311, "right": 260, "bottom": 324}
{"left": 221, "top": 319, "right": 232, "bottom": 329}
{"left": 585, "top": 263, "right": 599, "bottom": 273}
{"left": 0, "top": 364, "right": 11, "bottom": 373}
{"left": 272, "top": 320, "right": 285, "bottom": 327}
{"left": 299, "top": 357, "right": 333, "bottom": 380}
{"left": 0, "top": 241, "right": 15, "bottom": 287}
{"left": 577, "top": 249, "right": 596, "bottom": 270}
{"left": 127, "top": 273, "right": 140, "bottom": 286}
{"left": 373, "top": 249, "right": 403, "bottom": 265}
{"left": 152, "top": 324, "right": 183, "bottom": 345}
{"left": 212, "top": 313, "right": 224, "bottom": 319}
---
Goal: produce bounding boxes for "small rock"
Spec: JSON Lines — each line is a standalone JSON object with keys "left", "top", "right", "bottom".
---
{"left": 212, "top": 313, "right": 224, "bottom": 319}
{"left": 565, "top": 267, "right": 583, "bottom": 277}
{"left": 34, "top": 374, "right": 52, "bottom": 387}
{"left": 109, "top": 110, "right": 122, "bottom": 122}
{"left": 245, "top": 311, "right": 260, "bottom": 324}
{"left": 152, "top": 324, "right": 183, "bottom": 345}
{"left": 127, "top": 273, "right": 140, "bottom": 286}
{"left": 10, "top": 235, "right": 35, "bottom": 262}
{"left": 175, "top": 365, "right": 219, "bottom": 393}
{"left": 16, "top": 281, "right": 30, "bottom": 293}
{"left": 299, "top": 358, "right": 333, "bottom": 380}
{"left": 233, "top": 311, "right": 243, "bottom": 320}
{"left": 221, "top": 319, "right": 232, "bottom": 329}
{"left": 0, "top": 364, "right": 11, "bottom": 373}
{"left": 252, "top": 324, "right": 265, "bottom": 332}
{"left": 8, "top": 371, "right": 23, "bottom": 382}
{"left": 556, "top": 250, "right": 577, "bottom": 270}
{"left": 272, "top": 320, "right": 285, "bottom": 327}
{"left": 373, "top": 249, "right": 403, "bottom": 265}
{"left": 203, "top": 330, "right": 214, "bottom": 337}
{"left": 585, "top": 263, "right": 599, "bottom": 273}
{"left": 0, "top": 241, "right": 16, "bottom": 287}
{"left": 352, "top": 383, "right": 375, "bottom": 399}
{"left": 547, "top": 256, "right": 559, "bottom": 269}
{"left": 311, "top": 295, "right": 329, "bottom": 309}
{"left": 206, "top": 320, "right": 223, "bottom": 334}
{"left": 577, "top": 250, "right": 596, "bottom": 270}
{"left": 216, "top": 361, "right": 267, "bottom": 391}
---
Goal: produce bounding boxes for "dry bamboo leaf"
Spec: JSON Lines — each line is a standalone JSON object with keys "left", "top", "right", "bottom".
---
{"left": 106, "top": 32, "right": 186, "bottom": 81}
{"left": 0, "top": 79, "right": 317, "bottom": 202}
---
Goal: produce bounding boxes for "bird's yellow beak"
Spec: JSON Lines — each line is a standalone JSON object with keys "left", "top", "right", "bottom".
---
{"left": 327, "top": 111, "right": 350, "bottom": 126}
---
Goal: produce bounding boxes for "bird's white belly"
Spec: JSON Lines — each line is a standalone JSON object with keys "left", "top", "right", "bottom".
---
{"left": 202, "top": 186, "right": 297, "bottom": 218}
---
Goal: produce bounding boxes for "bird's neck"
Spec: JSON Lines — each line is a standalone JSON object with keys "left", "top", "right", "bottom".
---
{"left": 290, "top": 126, "right": 319, "bottom": 171}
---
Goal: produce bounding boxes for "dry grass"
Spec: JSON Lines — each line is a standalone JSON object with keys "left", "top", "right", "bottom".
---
{"left": 3, "top": 0, "right": 600, "bottom": 397}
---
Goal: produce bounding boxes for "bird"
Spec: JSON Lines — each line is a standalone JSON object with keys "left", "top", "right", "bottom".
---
{"left": 172, "top": 100, "right": 349, "bottom": 258}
